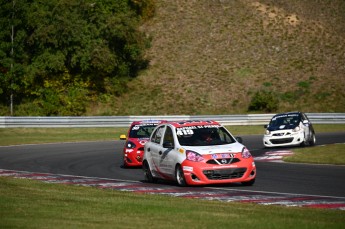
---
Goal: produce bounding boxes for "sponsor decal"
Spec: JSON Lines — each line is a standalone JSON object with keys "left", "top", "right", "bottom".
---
{"left": 139, "top": 140, "right": 148, "bottom": 145}
{"left": 212, "top": 153, "right": 234, "bottom": 159}
{"left": 183, "top": 166, "right": 193, "bottom": 172}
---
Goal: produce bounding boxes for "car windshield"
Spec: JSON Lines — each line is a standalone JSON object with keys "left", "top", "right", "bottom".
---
{"left": 269, "top": 114, "right": 300, "bottom": 127}
{"left": 129, "top": 124, "right": 157, "bottom": 138}
{"left": 176, "top": 126, "right": 236, "bottom": 146}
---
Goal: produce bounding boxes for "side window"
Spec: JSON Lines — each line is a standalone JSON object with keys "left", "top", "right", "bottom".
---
{"left": 163, "top": 126, "right": 175, "bottom": 148}
{"left": 151, "top": 126, "right": 165, "bottom": 144}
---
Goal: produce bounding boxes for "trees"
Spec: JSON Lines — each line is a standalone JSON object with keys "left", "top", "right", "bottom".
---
{"left": 0, "top": 0, "right": 152, "bottom": 115}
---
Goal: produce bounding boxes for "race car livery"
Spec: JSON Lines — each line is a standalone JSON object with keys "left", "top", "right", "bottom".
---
{"left": 121, "top": 120, "right": 166, "bottom": 167}
{"left": 142, "top": 120, "right": 256, "bottom": 186}
{"left": 263, "top": 112, "right": 316, "bottom": 148}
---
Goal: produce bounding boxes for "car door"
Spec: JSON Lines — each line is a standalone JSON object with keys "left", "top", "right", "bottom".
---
{"left": 148, "top": 125, "right": 166, "bottom": 177}
{"left": 160, "top": 126, "right": 176, "bottom": 177}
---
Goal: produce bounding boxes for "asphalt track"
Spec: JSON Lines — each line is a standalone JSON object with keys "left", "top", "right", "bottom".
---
{"left": 0, "top": 132, "right": 345, "bottom": 209}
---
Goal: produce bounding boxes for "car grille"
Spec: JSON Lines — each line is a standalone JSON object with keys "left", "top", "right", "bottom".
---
{"left": 273, "top": 132, "right": 290, "bottom": 136}
{"left": 206, "top": 158, "right": 240, "bottom": 165}
{"left": 270, "top": 138, "right": 294, "bottom": 144}
{"left": 203, "top": 168, "right": 246, "bottom": 180}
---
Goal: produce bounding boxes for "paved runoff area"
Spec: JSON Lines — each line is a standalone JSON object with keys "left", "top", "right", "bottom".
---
{"left": 1, "top": 169, "right": 344, "bottom": 211}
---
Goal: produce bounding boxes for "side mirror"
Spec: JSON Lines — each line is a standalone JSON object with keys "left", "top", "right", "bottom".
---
{"left": 120, "top": 134, "right": 127, "bottom": 140}
{"left": 163, "top": 142, "right": 174, "bottom": 148}
{"left": 264, "top": 124, "right": 268, "bottom": 128}
{"left": 235, "top": 137, "right": 243, "bottom": 143}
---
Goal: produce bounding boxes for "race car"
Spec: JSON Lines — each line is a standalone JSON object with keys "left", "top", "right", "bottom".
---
{"left": 263, "top": 112, "right": 316, "bottom": 148}
{"left": 121, "top": 120, "right": 166, "bottom": 167}
{"left": 142, "top": 120, "right": 256, "bottom": 186}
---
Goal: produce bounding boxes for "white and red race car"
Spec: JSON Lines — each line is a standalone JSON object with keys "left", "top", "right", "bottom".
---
{"left": 142, "top": 120, "right": 256, "bottom": 186}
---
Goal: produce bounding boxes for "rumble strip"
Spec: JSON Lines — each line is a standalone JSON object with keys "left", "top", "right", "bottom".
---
{"left": 1, "top": 169, "right": 344, "bottom": 210}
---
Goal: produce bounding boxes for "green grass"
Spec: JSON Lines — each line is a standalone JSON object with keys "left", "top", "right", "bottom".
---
{"left": 0, "top": 177, "right": 344, "bottom": 229}
{"left": 285, "top": 143, "right": 345, "bottom": 165}
{"left": 0, "top": 127, "right": 128, "bottom": 146}
{"left": 0, "top": 124, "right": 344, "bottom": 146}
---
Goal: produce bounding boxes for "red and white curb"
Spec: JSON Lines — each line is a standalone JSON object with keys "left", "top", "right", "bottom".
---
{"left": 1, "top": 169, "right": 344, "bottom": 210}
{"left": 254, "top": 151, "right": 294, "bottom": 162}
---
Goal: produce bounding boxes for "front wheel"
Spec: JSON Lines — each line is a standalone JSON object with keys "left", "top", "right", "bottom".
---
{"left": 175, "top": 165, "right": 187, "bottom": 187}
{"left": 308, "top": 133, "right": 316, "bottom": 146}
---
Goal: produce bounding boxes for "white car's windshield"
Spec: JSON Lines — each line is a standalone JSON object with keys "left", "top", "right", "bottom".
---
{"left": 269, "top": 114, "right": 300, "bottom": 128}
{"left": 176, "top": 126, "right": 236, "bottom": 146}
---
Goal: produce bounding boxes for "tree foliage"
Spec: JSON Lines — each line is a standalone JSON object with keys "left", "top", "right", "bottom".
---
{"left": 0, "top": 0, "right": 153, "bottom": 115}
{"left": 248, "top": 90, "right": 279, "bottom": 113}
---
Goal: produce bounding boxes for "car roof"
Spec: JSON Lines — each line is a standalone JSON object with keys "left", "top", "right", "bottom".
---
{"left": 162, "top": 120, "right": 221, "bottom": 128}
{"left": 272, "top": 111, "right": 302, "bottom": 117}
{"left": 130, "top": 120, "right": 167, "bottom": 126}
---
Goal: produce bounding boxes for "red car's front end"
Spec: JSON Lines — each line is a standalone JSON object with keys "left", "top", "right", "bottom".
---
{"left": 123, "top": 137, "right": 149, "bottom": 167}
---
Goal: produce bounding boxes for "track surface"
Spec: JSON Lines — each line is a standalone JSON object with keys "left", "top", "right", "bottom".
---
{"left": 1, "top": 132, "right": 345, "bottom": 209}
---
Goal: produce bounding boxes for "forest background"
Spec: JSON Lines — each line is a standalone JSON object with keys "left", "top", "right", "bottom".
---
{"left": 1, "top": 0, "right": 344, "bottom": 116}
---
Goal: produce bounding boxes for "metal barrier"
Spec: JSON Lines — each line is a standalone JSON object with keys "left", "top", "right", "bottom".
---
{"left": 1, "top": 113, "right": 344, "bottom": 128}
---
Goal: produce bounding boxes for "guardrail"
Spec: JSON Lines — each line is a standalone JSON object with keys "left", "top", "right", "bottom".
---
{"left": 1, "top": 113, "right": 344, "bottom": 128}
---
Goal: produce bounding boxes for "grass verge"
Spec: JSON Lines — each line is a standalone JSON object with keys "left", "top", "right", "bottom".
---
{"left": 284, "top": 143, "right": 345, "bottom": 165}
{"left": 0, "top": 177, "right": 344, "bottom": 229}
{"left": 0, "top": 124, "right": 344, "bottom": 146}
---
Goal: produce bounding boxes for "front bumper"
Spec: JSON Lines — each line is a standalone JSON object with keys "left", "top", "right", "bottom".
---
{"left": 181, "top": 159, "right": 256, "bottom": 185}
{"left": 123, "top": 148, "right": 144, "bottom": 167}
{"left": 263, "top": 131, "right": 304, "bottom": 147}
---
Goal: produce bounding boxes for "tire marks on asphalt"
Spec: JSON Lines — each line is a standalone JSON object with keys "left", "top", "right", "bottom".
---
{"left": 1, "top": 169, "right": 344, "bottom": 211}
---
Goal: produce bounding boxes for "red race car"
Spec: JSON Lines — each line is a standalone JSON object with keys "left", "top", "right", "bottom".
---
{"left": 120, "top": 120, "right": 166, "bottom": 167}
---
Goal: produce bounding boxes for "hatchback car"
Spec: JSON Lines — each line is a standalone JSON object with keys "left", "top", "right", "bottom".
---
{"left": 121, "top": 120, "right": 165, "bottom": 167}
{"left": 263, "top": 112, "right": 316, "bottom": 148}
{"left": 142, "top": 120, "right": 256, "bottom": 186}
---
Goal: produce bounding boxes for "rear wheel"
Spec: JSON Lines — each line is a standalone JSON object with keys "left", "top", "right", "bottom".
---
{"left": 175, "top": 165, "right": 187, "bottom": 187}
{"left": 143, "top": 160, "right": 156, "bottom": 183}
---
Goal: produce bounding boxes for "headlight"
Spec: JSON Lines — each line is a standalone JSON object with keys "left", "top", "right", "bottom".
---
{"left": 265, "top": 130, "right": 270, "bottom": 135}
{"left": 293, "top": 126, "right": 301, "bottom": 132}
{"left": 126, "top": 141, "right": 136, "bottom": 149}
{"left": 241, "top": 147, "right": 252, "bottom": 159}
{"left": 186, "top": 150, "right": 204, "bottom": 162}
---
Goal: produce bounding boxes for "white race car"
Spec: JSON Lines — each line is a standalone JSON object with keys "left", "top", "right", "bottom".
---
{"left": 263, "top": 112, "right": 316, "bottom": 148}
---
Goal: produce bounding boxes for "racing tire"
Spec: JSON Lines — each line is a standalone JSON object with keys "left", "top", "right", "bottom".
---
{"left": 175, "top": 165, "right": 187, "bottom": 187}
{"left": 308, "top": 133, "right": 316, "bottom": 146}
{"left": 241, "top": 178, "right": 255, "bottom": 186}
{"left": 143, "top": 160, "right": 156, "bottom": 183}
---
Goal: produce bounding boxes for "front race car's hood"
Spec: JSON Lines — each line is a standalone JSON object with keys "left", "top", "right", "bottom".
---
{"left": 267, "top": 124, "right": 298, "bottom": 131}
{"left": 183, "top": 142, "right": 245, "bottom": 155}
{"left": 128, "top": 137, "right": 150, "bottom": 146}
